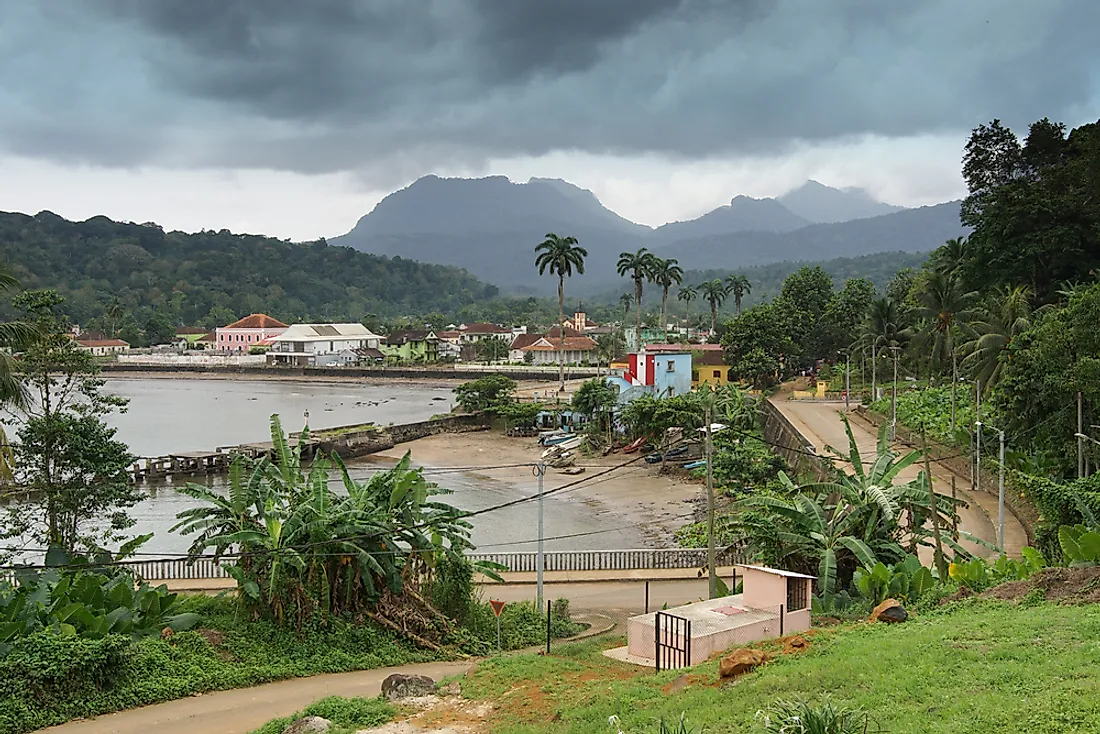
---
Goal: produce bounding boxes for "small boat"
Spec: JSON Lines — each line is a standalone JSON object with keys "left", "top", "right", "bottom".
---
{"left": 541, "top": 436, "right": 583, "bottom": 460}
{"left": 644, "top": 453, "right": 663, "bottom": 464}
{"left": 623, "top": 436, "right": 648, "bottom": 454}
{"left": 560, "top": 467, "right": 586, "bottom": 476}
{"left": 540, "top": 432, "right": 576, "bottom": 447}
{"left": 682, "top": 460, "right": 706, "bottom": 470}
{"left": 666, "top": 446, "right": 689, "bottom": 458}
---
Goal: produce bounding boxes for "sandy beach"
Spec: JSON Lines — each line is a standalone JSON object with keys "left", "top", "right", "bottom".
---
{"left": 374, "top": 430, "right": 703, "bottom": 547}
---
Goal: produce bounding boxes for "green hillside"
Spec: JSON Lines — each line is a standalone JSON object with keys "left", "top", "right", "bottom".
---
{"left": 0, "top": 210, "right": 500, "bottom": 329}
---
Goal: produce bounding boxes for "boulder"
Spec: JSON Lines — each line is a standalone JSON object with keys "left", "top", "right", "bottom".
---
{"left": 282, "top": 716, "right": 331, "bottom": 734}
{"left": 718, "top": 648, "right": 770, "bottom": 678}
{"left": 870, "top": 598, "right": 908, "bottom": 623}
{"left": 783, "top": 635, "right": 809, "bottom": 652}
{"left": 381, "top": 673, "right": 436, "bottom": 700}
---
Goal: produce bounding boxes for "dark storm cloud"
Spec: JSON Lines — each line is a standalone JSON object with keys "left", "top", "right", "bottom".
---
{"left": 0, "top": 0, "right": 1097, "bottom": 181}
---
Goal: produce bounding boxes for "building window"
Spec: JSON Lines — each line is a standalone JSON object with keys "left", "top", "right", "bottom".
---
{"left": 666, "top": 361, "right": 675, "bottom": 371}
{"left": 713, "top": 370, "right": 721, "bottom": 378}
{"left": 786, "top": 577, "right": 808, "bottom": 611}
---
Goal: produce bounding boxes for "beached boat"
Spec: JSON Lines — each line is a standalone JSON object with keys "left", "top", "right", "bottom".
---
{"left": 644, "top": 453, "right": 663, "bottom": 464}
{"left": 541, "top": 436, "right": 583, "bottom": 460}
{"left": 539, "top": 431, "right": 576, "bottom": 447}
{"left": 560, "top": 466, "right": 585, "bottom": 476}
{"left": 622, "top": 436, "right": 648, "bottom": 454}
{"left": 682, "top": 460, "right": 706, "bottom": 470}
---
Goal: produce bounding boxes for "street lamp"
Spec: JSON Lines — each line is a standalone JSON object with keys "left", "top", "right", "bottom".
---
{"left": 840, "top": 350, "right": 851, "bottom": 411}
{"left": 976, "top": 420, "right": 1006, "bottom": 550}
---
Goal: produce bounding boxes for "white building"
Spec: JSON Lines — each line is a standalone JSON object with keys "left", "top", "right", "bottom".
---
{"left": 267, "top": 324, "right": 384, "bottom": 367}
{"left": 74, "top": 338, "right": 130, "bottom": 357}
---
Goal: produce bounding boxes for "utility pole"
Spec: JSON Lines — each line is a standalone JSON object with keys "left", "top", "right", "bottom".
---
{"left": 871, "top": 344, "right": 877, "bottom": 402}
{"left": 975, "top": 380, "right": 981, "bottom": 496}
{"left": 844, "top": 351, "right": 851, "bottom": 411}
{"left": 923, "top": 430, "right": 948, "bottom": 581}
{"left": 705, "top": 404, "right": 717, "bottom": 599}
{"left": 890, "top": 346, "right": 900, "bottom": 440}
{"left": 997, "top": 428, "right": 1006, "bottom": 550}
{"left": 1079, "top": 391, "right": 1084, "bottom": 479}
{"left": 536, "top": 462, "right": 546, "bottom": 609}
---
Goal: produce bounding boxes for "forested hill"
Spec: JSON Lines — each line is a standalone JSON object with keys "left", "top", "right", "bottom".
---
{"left": 0, "top": 210, "right": 499, "bottom": 328}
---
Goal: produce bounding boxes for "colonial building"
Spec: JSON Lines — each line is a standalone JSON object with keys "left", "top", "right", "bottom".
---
{"left": 215, "top": 314, "right": 288, "bottom": 353}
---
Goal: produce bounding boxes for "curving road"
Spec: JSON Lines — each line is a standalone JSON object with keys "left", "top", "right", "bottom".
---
{"left": 769, "top": 398, "right": 1027, "bottom": 560}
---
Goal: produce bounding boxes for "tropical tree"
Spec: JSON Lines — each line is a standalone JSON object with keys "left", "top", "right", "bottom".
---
{"left": 651, "top": 257, "right": 684, "bottom": 341}
{"left": 861, "top": 297, "right": 906, "bottom": 399}
{"left": 960, "top": 285, "right": 1033, "bottom": 392}
{"left": 911, "top": 271, "right": 980, "bottom": 433}
{"left": 933, "top": 236, "right": 969, "bottom": 276}
{"left": 725, "top": 274, "right": 752, "bottom": 316}
{"left": 677, "top": 284, "right": 697, "bottom": 331}
{"left": 173, "top": 416, "right": 482, "bottom": 643}
{"left": 0, "top": 265, "right": 35, "bottom": 409}
{"left": 616, "top": 248, "right": 657, "bottom": 349}
{"left": 535, "top": 233, "right": 588, "bottom": 392}
{"left": 699, "top": 279, "right": 729, "bottom": 335}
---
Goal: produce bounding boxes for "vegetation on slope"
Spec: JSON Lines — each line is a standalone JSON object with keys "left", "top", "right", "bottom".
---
{"left": 461, "top": 599, "right": 1100, "bottom": 734}
{"left": 0, "top": 210, "right": 498, "bottom": 328}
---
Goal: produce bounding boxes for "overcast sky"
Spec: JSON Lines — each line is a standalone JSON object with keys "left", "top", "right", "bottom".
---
{"left": 1, "top": 0, "right": 1097, "bottom": 240}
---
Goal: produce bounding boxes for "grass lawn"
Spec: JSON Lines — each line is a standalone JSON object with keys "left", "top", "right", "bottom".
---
{"left": 461, "top": 599, "right": 1100, "bottom": 733}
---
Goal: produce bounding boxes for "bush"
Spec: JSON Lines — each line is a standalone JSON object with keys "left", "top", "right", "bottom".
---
{"left": 756, "top": 696, "right": 873, "bottom": 734}
{"left": 869, "top": 385, "right": 975, "bottom": 447}
{"left": 251, "top": 696, "right": 395, "bottom": 734}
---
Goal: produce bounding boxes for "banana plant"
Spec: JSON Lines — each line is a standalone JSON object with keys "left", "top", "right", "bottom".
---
{"left": 853, "top": 555, "right": 936, "bottom": 606}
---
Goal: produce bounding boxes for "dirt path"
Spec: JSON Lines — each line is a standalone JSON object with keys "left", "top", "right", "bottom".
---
{"left": 36, "top": 661, "right": 473, "bottom": 734}
{"left": 769, "top": 399, "right": 1027, "bottom": 559}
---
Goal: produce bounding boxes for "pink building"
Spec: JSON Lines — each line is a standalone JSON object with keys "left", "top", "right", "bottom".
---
{"left": 215, "top": 314, "right": 288, "bottom": 352}
{"left": 624, "top": 564, "right": 814, "bottom": 666}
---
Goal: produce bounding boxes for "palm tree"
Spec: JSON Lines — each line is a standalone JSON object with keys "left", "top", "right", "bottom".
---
{"left": 725, "top": 274, "right": 752, "bottom": 316}
{"left": 677, "top": 284, "right": 697, "bottom": 333}
{"left": 862, "top": 297, "right": 905, "bottom": 400}
{"left": 616, "top": 248, "right": 657, "bottom": 350}
{"left": 651, "top": 257, "right": 683, "bottom": 342}
{"left": 960, "top": 285, "right": 1033, "bottom": 392}
{"left": 912, "top": 271, "right": 979, "bottom": 435}
{"left": 699, "top": 279, "right": 729, "bottom": 335}
{"left": 0, "top": 265, "right": 36, "bottom": 410}
{"left": 535, "top": 234, "right": 588, "bottom": 392}
{"left": 103, "top": 298, "right": 126, "bottom": 338}
{"left": 933, "top": 236, "right": 968, "bottom": 275}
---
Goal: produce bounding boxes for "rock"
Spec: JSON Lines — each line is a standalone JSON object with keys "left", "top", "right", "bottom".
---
{"left": 282, "top": 716, "right": 331, "bottom": 734}
{"left": 160, "top": 627, "right": 174, "bottom": 639}
{"left": 381, "top": 673, "right": 436, "bottom": 700}
{"left": 783, "top": 635, "right": 809, "bottom": 652}
{"left": 870, "top": 598, "right": 908, "bottom": 623}
{"left": 718, "top": 648, "right": 770, "bottom": 678}
{"left": 439, "top": 681, "right": 462, "bottom": 697}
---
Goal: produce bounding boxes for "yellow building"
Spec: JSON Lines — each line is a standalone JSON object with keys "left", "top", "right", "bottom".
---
{"left": 692, "top": 351, "right": 734, "bottom": 388}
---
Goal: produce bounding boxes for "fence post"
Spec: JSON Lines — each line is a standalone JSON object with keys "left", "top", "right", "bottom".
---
{"left": 645, "top": 581, "right": 650, "bottom": 614}
{"left": 546, "top": 600, "right": 551, "bottom": 655}
{"left": 654, "top": 612, "right": 662, "bottom": 673}
{"left": 779, "top": 603, "right": 785, "bottom": 636}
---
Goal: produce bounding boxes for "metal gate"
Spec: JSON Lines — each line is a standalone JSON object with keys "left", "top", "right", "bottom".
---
{"left": 654, "top": 611, "right": 692, "bottom": 672}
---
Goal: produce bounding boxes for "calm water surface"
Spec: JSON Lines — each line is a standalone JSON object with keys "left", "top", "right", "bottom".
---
{"left": 104, "top": 378, "right": 645, "bottom": 554}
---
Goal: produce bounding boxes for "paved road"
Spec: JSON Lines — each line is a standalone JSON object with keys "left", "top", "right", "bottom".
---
{"left": 770, "top": 399, "right": 1027, "bottom": 559}
{"left": 38, "top": 660, "right": 473, "bottom": 734}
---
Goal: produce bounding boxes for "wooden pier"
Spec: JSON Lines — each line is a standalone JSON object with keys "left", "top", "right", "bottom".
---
{"left": 129, "top": 437, "right": 319, "bottom": 482}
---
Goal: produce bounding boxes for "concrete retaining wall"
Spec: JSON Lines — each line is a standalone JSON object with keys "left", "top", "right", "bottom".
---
{"left": 760, "top": 400, "right": 830, "bottom": 480}
{"left": 102, "top": 363, "right": 599, "bottom": 382}
{"left": 312, "top": 412, "right": 490, "bottom": 459}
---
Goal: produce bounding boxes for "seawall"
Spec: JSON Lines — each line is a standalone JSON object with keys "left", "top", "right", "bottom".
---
{"left": 760, "top": 399, "right": 830, "bottom": 480}
{"left": 102, "top": 363, "right": 600, "bottom": 382}
{"left": 308, "top": 412, "right": 490, "bottom": 460}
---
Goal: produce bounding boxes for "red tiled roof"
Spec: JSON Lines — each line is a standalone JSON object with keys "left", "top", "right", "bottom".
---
{"left": 694, "top": 351, "right": 729, "bottom": 366}
{"left": 546, "top": 325, "right": 585, "bottom": 338}
{"left": 77, "top": 339, "right": 130, "bottom": 348}
{"left": 461, "top": 322, "right": 511, "bottom": 334}
{"left": 198, "top": 332, "right": 217, "bottom": 341}
{"left": 435, "top": 330, "right": 462, "bottom": 339}
{"left": 509, "top": 333, "right": 544, "bottom": 350}
{"left": 222, "top": 313, "right": 288, "bottom": 330}
{"left": 645, "top": 343, "right": 722, "bottom": 352}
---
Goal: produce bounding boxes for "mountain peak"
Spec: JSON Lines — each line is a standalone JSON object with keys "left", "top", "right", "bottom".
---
{"left": 778, "top": 180, "right": 905, "bottom": 224}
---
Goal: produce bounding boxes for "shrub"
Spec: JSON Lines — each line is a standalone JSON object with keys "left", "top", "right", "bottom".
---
{"left": 755, "top": 696, "right": 874, "bottom": 734}
{"left": 251, "top": 696, "right": 395, "bottom": 734}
